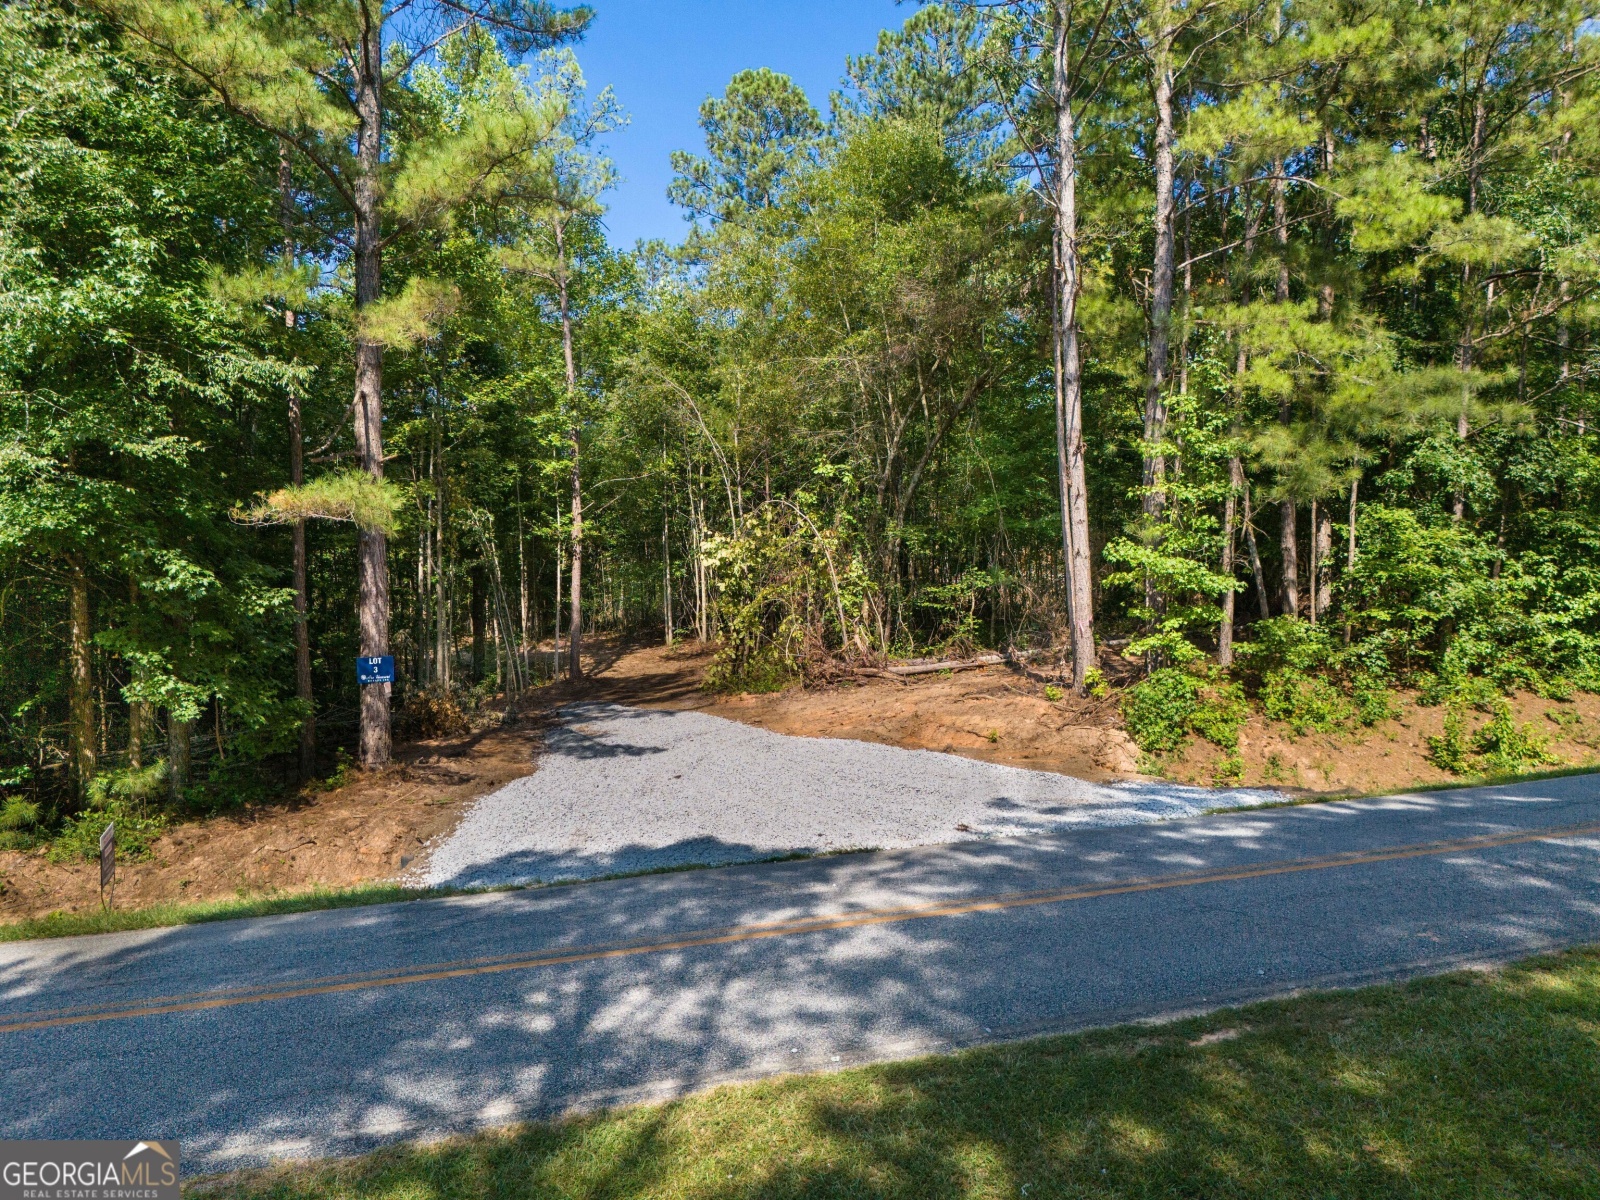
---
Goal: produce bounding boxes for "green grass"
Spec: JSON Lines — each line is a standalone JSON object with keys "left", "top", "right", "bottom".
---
{"left": 0, "top": 849, "right": 879, "bottom": 943}
{"left": 193, "top": 946, "right": 1600, "bottom": 1199}
{"left": 0, "top": 884, "right": 450, "bottom": 943}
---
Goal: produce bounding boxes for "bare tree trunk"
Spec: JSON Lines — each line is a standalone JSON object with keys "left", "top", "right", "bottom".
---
{"left": 167, "top": 714, "right": 190, "bottom": 803}
{"left": 1242, "top": 484, "right": 1271, "bottom": 620}
{"left": 353, "top": 19, "right": 390, "bottom": 768}
{"left": 68, "top": 555, "right": 95, "bottom": 796}
{"left": 1280, "top": 499, "right": 1299, "bottom": 617}
{"left": 1219, "top": 457, "right": 1242, "bottom": 666}
{"left": 1344, "top": 474, "right": 1358, "bottom": 645}
{"left": 470, "top": 565, "right": 487, "bottom": 682}
{"left": 556, "top": 216, "right": 583, "bottom": 681}
{"left": 127, "top": 579, "right": 154, "bottom": 771}
{"left": 1314, "top": 504, "right": 1332, "bottom": 619}
{"left": 1454, "top": 97, "right": 1487, "bottom": 523}
{"left": 278, "top": 140, "right": 316, "bottom": 781}
{"left": 553, "top": 497, "right": 563, "bottom": 670}
{"left": 1052, "top": 0, "right": 1096, "bottom": 690}
{"left": 517, "top": 480, "right": 529, "bottom": 649}
{"left": 663, "top": 508, "right": 674, "bottom": 647}
{"left": 1141, "top": 27, "right": 1177, "bottom": 526}
{"left": 434, "top": 437, "right": 450, "bottom": 689}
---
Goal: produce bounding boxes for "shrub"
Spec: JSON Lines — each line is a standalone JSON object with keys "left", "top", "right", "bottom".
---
{"left": 48, "top": 800, "right": 167, "bottom": 863}
{"left": 1043, "top": 684, "right": 1064, "bottom": 702}
{"left": 1427, "top": 706, "right": 1472, "bottom": 773}
{"left": 1190, "top": 681, "right": 1251, "bottom": 750}
{"left": 704, "top": 644, "right": 795, "bottom": 694}
{"left": 88, "top": 762, "right": 168, "bottom": 808}
{"left": 1261, "top": 670, "right": 1353, "bottom": 736}
{"left": 1121, "top": 669, "right": 1201, "bottom": 755}
{"left": 1472, "top": 701, "right": 1556, "bottom": 775}
{"left": 0, "top": 796, "right": 42, "bottom": 851}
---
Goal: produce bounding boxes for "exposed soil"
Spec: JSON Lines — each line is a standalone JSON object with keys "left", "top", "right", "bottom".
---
{"left": 0, "top": 720, "right": 541, "bottom": 923}
{"left": 1163, "top": 687, "right": 1600, "bottom": 793}
{"left": 4, "top": 635, "right": 1596, "bottom": 924}
{"left": 594, "top": 641, "right": 1144, "bottom": 780}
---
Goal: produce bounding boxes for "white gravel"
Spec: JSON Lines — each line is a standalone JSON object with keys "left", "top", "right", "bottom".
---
{"left": 416, "top": 702, "right": 1285, "bottom": 889}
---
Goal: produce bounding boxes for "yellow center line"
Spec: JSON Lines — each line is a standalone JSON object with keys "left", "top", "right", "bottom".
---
{"left": 4, "top": 818, "right": 1598, "bottom": 1037}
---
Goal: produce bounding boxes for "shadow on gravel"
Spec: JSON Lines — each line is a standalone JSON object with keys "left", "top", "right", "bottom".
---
{"left": 1, "top": 773, "right": 1598, "bottom": 1176}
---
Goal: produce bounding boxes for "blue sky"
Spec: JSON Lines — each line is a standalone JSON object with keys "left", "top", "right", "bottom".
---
{"left": 572, "top": 0, "right": 907, "bottom": 247}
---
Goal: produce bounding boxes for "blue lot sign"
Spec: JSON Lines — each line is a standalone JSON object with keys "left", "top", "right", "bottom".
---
{"left": 356, "top": 655, "right": 395, "bottom": 685}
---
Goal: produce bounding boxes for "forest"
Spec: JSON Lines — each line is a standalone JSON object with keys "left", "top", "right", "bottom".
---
{"left": 2, "top": 0, "right": 1598, "bottom": 844}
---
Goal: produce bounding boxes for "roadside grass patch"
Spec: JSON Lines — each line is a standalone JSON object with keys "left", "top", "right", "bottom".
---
{"left": 193, "top": 946, "right": 1600, "bottom": 1200}
{"left": 0, "top": 849, "right": 883, "bottom": 943}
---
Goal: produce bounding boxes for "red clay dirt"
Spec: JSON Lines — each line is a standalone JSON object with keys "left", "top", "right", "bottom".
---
{"left": 3, "top": 637, "right": 1597, "bottom": 924}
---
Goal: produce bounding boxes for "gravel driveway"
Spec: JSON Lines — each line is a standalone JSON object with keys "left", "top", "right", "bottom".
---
{"left": 416, "top": 702, "right": 1283, "bottom": 889}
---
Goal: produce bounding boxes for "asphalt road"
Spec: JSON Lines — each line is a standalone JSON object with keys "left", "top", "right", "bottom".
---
{"left": 3, "top": 773, "right": 1599, "bottom": 1174}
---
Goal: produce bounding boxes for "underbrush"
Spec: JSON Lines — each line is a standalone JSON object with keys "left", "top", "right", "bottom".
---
{"left": 1119, "top": 616, "right": 1584, "bottom": 778}
{"left": 1427, "top": 699, "right": 1558, "bottom": 776}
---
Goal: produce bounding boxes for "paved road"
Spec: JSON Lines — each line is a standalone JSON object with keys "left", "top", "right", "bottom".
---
{"left": 3, "top": 774, "right": 1599, "bottom": 1173}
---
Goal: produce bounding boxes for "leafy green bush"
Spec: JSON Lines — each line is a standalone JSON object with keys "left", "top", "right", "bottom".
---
{"left": 1121, "top": 669, "right": 1201, "bottom": 755}
{"left": 88, "top": 762, "right": 168, "bottom": 808}
{"left": 1350, "top": 672, "right": 1399, "bottom": 725}
{"left": 1427, "top": 706, "right": 1472, "bottom": 773}
{"left": 0, "top": 796, "right": 42, "bottom": 851}
{"left": 49, "top": 800, "right": 167, "bottom": 863}
{"left": 1261, "top": 670, "right": 1353, "bottom": 736}
{"left": 1472, "top": 701, "right": 1556, "bottom": 774}
{"left": 704, "top": 644, "right": 795, "bottom": 694}
{"left": 1125, "top": 671, "right": 1251, "bottom": 757}
{"left": 1190, "top": 681, "right": 1251, "bottom": 750}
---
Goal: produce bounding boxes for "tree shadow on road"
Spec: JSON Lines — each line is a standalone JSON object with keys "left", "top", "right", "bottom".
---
{"left": 192, "top": 948, "right": 1600, "bottom": 1200}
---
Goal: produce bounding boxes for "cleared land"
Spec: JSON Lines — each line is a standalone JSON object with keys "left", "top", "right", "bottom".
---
{"left": 6, "top": 638, "right": 1598, "bottom": 925}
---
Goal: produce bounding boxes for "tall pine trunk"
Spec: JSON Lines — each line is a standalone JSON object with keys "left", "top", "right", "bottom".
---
{"left": 353, "top": 18, "right": 390, "bottom": 768}
{"left": 1454, "top": 97, "right": 1487, "bottom": 522}
{"left": 1052, "top": 0, "right": 1096, "bottom": 690}
{"left": 281, "top": 141, "right": 315, "bottom": 781}
{"left": 1271, "top": 155, "right": 1299, "bottom": 618}
{"left": 68, "top": 554, "right": 95, "bottom": 796}
{"left": 1142, "top": 26, "right": 1177, "bottom": 526}
{"left": 556, "top": 215, "right": 584, "bottom": 681}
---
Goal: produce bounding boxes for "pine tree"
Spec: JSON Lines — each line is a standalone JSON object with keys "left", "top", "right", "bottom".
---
{"left": 97, "top": 0, "right": 590, "bottom": 767}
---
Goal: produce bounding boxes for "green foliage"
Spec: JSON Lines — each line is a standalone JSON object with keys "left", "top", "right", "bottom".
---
{"left": 1427, "top": 701, "right": 1557, "bottom": 777}
{"left": 48, "top": 801, "right": 167, "bottom": 863}
{"left": 88, "top": 762, "right": 169, "bottom": 808}
{"left": 1121, "top": 669, "right": 1201, "bottom": 756}
{"left": 1261, "top": 673, "right": 1353, "bottom": 736}
{"left": 701, "top": 506, "right": 878, "bottom": 689}
{"left": 1189, "top": 681, "right": 1251, "bottom": 751}
{"left": 1427, "top": 707, "right": 1473, "bottom": 774}
{"left": 1472, "top": 702, "right": 1557, "bottom": 775}
{"left": 241, "top": 472, "right": 406, "bottom": 536}
{"left": 1043, "top": 684, "right": 1064, "bottom": 702}
{"left": 0, "top": 796, "right": 42, "bottom": 850}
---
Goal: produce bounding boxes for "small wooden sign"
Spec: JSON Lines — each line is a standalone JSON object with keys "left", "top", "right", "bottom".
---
{"left": 99, "top": 822, "right": 115, "bottom": 905}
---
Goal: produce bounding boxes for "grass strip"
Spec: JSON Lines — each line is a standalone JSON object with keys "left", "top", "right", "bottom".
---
{"left": 0, "top": 884, "right": 447, "bottom": 943}
{"left": 0, "top": 850, "right": 876, "bottom": 944}
{"left": 191, "top": 946, "right": 1600, "bottom": 1200}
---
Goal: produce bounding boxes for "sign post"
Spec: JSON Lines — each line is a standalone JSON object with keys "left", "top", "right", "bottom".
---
{"left": 356, "top": 655, "right": 395, "bottom": 686}
{"left": 99, "top": 822, "right": 115, "bottom": 910}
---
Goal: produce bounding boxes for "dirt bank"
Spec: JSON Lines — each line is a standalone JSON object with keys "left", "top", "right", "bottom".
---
{"left": 4, "top": 637, "right": 1596, "bottom": 923}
